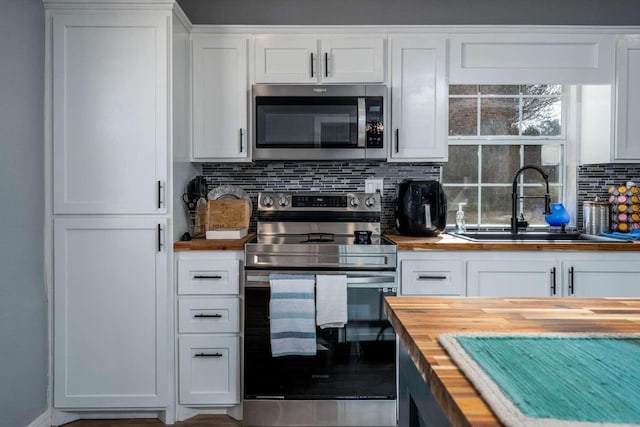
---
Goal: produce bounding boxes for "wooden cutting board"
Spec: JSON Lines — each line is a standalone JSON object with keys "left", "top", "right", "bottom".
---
{"left": 206, "top": 199, "right": 250, "bottom": 231}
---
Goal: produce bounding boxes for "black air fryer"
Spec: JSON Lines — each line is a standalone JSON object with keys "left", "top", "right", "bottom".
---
{"left": 395, "top": 180, "right": 447, "bottom": 236}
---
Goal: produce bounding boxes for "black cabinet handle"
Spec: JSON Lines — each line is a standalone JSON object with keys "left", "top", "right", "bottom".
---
{"left": 193, "top": 275, "right": 223, "bottom": 280}
{"left": 157, "top": 180, "right": 163, "bottom": 209}
{"left": 568, "top": 266, "right": 575, "bottom": 295}
{"left": 417, "top": 275, "right": 447, "bottom": 280}
{"left": 550, "top": 267, "right": 557, "bottom": 295}
{"left": 194, "top": 313, "right": 223, "bottom": 318}
{"left": 239, "top": 128, "right": 244, "bottom": 153}
{"left": 310, "top": 53, "right": 314, "bottom": 77}
{"left": 194, "top": 352, "right": 223, "bottom": 358}
{"left": 395, "top": 129, "right": 399, "bottom": 153}
{"left": 324, "top": 52, "right": 328, "bottom": 77}
{"left": 157, "top": 224, "right": 162, "bottom": 252}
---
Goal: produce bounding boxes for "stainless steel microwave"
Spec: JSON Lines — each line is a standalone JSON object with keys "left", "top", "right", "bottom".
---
{"left": 252, "top": 84, "right": 386, "bottom": 161}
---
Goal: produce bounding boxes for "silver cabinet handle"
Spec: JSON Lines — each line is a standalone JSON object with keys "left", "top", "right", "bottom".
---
{"left": 395, "top": 129, "right": 400, "bottom": 153}
{"left": 550, "top": 267, "right": 557, "bottom": 295}
{"left": 417, "top": 275, "right": 447, "bottom": 280}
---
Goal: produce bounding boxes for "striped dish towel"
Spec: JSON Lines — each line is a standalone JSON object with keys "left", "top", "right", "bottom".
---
{"left": 269, "top": 274, "right": 317, "bottom": 357}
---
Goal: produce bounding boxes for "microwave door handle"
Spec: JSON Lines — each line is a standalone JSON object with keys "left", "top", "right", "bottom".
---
{"left": 357, "top": 98, "right": 366, "bottom": 148}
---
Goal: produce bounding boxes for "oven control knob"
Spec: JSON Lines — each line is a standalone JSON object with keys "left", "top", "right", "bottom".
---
{"left": 278, "top": 196, "right": 289, "bottom": 207}
{"left": 350, "top": 197, "right": 360, "bottom": 207}
{"left": 262, "top": 196, "right": 274, "bottom": 208}
{"left": 365, "top": 196, "right": 376, "bottom": 208}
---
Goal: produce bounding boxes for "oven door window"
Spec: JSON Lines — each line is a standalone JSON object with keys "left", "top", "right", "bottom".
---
{"left": 244, "top": 285, "right": 396, "bottom": 400}
{"left": 256, "top": 97, "right": 359, "bottom": 149}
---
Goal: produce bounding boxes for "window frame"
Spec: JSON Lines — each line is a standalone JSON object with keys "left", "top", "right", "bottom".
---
{"left": 443, "top": 85, "right": 576, "bottom": 230}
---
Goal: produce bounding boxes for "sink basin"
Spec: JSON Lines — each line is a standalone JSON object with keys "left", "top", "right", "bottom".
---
{"left": 452, "top": 231, "right": 629, "bottom": 243}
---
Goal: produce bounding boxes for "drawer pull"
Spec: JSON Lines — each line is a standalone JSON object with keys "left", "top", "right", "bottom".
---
{"left": 194, "top": 352, "right": 223, "bottom": 358}
{"left": 193, "top": 275, "right": 223, "bottom": 280}
{"left": 194, "top": 313, "right": 222, "bottom": 318}
{"left": 417, "top": 275, "right": 447, "bottom": 280}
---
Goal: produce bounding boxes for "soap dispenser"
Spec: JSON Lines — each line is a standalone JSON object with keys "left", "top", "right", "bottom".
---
{"left": 454, "top": 203, "right": 467, "bottom": 233}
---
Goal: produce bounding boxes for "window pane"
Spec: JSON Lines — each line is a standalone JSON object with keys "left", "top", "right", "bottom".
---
{"left": 444, "top": 186, "right": 478, "bottom": 225}
{"left": 521, "top": 84, "right": 562, "bottom": 96}
{"left": 450, "top": 85, "right": 478, "bottom": 95}
{"left": 481, "top": 145, "right": 520, "bottom": 183}
{"left": 479, "top": 85, "right": 519, "bottom": 95}
{"left": 524, "top": 145, "right": 561, "bottom": 183}
{"left": 521, "top": 97, "right": 562, "bottom": 136}
{"left": 480, "top": 187, "right": 512, "bottom": 225}
{"left": 480, "top": 98, "right": 519, "bottom": 136}
{"left": 449, "top": 98, "right": 477, "bottom": 136}
{"left": 523, "top": 187, "right": 562, "bottom": 226}
{"left": 443, "top": 145, "right": 478, "bottom": 183}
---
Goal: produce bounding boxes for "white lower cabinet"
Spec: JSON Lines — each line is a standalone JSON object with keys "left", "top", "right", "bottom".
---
{"left": 467, "top": 259, "right": 558, "bottom": 297}
{"left": 399, "top": 250, "right": 640, "bottom": 298}
{"left": 561, "top": 260, "right": 640, "bottom": 297}
{"left": 175, "top": 251, "right": 242, "bottom": 417}
{"left": 178, "top": 335, "right": 240, "bottom": 405}
{"left": 53, "top": 217, "right": 168, "bottom": 408}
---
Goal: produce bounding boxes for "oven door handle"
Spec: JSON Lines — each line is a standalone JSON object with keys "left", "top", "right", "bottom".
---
{"left": 245, "top": 274, "right": 396, "bottom": 288}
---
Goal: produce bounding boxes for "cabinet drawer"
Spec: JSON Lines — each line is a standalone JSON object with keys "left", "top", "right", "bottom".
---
{"left": 401, "top": 260, "right": 464, "bottom": 295}
{"left": 179, "top": 335, "right": 239, "bottom": 405}
{"left": 178, "top": 297, "right": 240, "bottom": 334}
{"left": 177, "top": 259, "right": 239, "bottom": 295}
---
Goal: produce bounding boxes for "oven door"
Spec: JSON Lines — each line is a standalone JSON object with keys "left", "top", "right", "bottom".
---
{"left": 244, "top": 270, "right": 397, "bottom": 400}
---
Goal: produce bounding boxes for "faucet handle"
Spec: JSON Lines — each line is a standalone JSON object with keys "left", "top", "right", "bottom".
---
{"left": 517, "top": 213, "right": 529, "bottom": 230}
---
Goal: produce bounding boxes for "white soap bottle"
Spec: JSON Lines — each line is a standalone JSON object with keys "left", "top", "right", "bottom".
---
{"left": 454, "top": 202, "right": 467, "bottom": 233}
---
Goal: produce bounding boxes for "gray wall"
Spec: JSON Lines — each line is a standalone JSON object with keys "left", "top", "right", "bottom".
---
{"left": 178, "top": 0, "right": 640, "bottom": 25}
{"left": 0, "top": 0, "right": 48, "bottom": 425}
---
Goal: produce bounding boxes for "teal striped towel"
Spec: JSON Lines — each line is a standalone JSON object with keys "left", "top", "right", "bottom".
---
{"left": 269, "top": 274, "right": 316, "bottom": 357}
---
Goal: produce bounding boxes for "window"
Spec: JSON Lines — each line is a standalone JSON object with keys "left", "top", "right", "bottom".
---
{"left": 442, "top": 85, "right": 565, "bottom": 228}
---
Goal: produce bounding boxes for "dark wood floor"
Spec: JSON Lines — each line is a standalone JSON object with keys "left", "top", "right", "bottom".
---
{"left": 63, "top": 415, "right": 242, "bottom": 426}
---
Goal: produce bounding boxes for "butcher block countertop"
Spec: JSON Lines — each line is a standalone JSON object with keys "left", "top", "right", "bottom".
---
{"left": 173, "top": 233, "right": 255, "bottom": 251}
{"left": 385, "top": 233, "right": 640, "bottom": 251}
{"left": 383, "top": 296, "right": 640, "bottom": 427}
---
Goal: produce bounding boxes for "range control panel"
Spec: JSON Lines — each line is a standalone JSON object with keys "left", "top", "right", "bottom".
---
{"left": 258, "top": 192, "right": 381, "bottom": 212}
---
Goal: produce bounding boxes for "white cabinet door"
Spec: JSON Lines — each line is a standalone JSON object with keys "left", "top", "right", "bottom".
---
{"left": 389, "top": 36, "right": 448, "bottom": 161}
{"left": 191, "top": 36, "right": 249, "bottom": 161}
{"left": 177, "top": 258, "right": 240, "bottom": 295}
{"left": 254, "top": 38, "right": 318, "bottom": 83}
{"left": 53, "top": 217, "right": 168, "bottom": 408}
{"left": 52, "top": 13, "right": 168, "bottom": 214}
{"left": 614, "top": 36, "right": 640, "bottom": 161}
{"left": 467, "top": 260, "right": 559, "bottom": 297}
{"left": 254, "top": 36, "right": 384, "bottom": 83}
{"left": 321, "top": 37, "right": 385, "bottom": 83}
{"left": 179, "top": 335, "right": 240, "bottom": 405}
{"left": 563, "top": 260, "right": 640, "bottom": 297}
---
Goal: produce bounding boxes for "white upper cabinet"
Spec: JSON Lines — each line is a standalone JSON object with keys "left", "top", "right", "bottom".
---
{"left": 51, "top": 13, "right": 169, "bottom": 214}
{"left": 254, "top": 36, "right": 385, "bottom": 83}
{"left": 614, "top": 36, "right": 640, "bottom": 161}
{"left": 389, "top": 36, "right": 448, "bottom": 161}
{"left": 191, "top": 35, "right": 249, "bottom": 162}
{"left": 449, "top": 33, "right": 615, "bottom": 84}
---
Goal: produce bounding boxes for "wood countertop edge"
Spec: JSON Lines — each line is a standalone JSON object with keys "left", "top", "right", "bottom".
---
{"left": 173, "top": 233, "right": 255, "bottom": 251}
{"left": 385, "top": 234, "right": 640, "bottom": 251}
{"left": 383, "top": 301, "right": 484, "bottom": 427}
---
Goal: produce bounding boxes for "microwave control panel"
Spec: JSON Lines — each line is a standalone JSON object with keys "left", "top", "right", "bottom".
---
{"left": 365, "top": 97, "right": 384, "bottom": 149}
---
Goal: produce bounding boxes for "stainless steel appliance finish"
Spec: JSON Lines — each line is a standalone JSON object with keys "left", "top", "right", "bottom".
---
{"left": 252, "top": 84, "right": 386, "bottom": 161}
{"left": 243, "top": 191, "right": 398, "bottom": 426}
{"left": 583, "top": 200, "right": 611, "bottom": 235}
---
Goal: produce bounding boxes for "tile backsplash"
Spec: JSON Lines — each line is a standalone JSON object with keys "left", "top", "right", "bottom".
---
{"left": 201, "top": 161, "right": 441, "bottom": 232}
{"left": 198, "top": 161, "right": 640, "bottom": 233}
{"left": 577, "top": 163, "right": 640, "bottom": 228}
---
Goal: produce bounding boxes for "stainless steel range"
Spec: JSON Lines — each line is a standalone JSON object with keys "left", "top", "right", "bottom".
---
{"left": 243, "top": 192, "right": 398, "bottom": 427}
